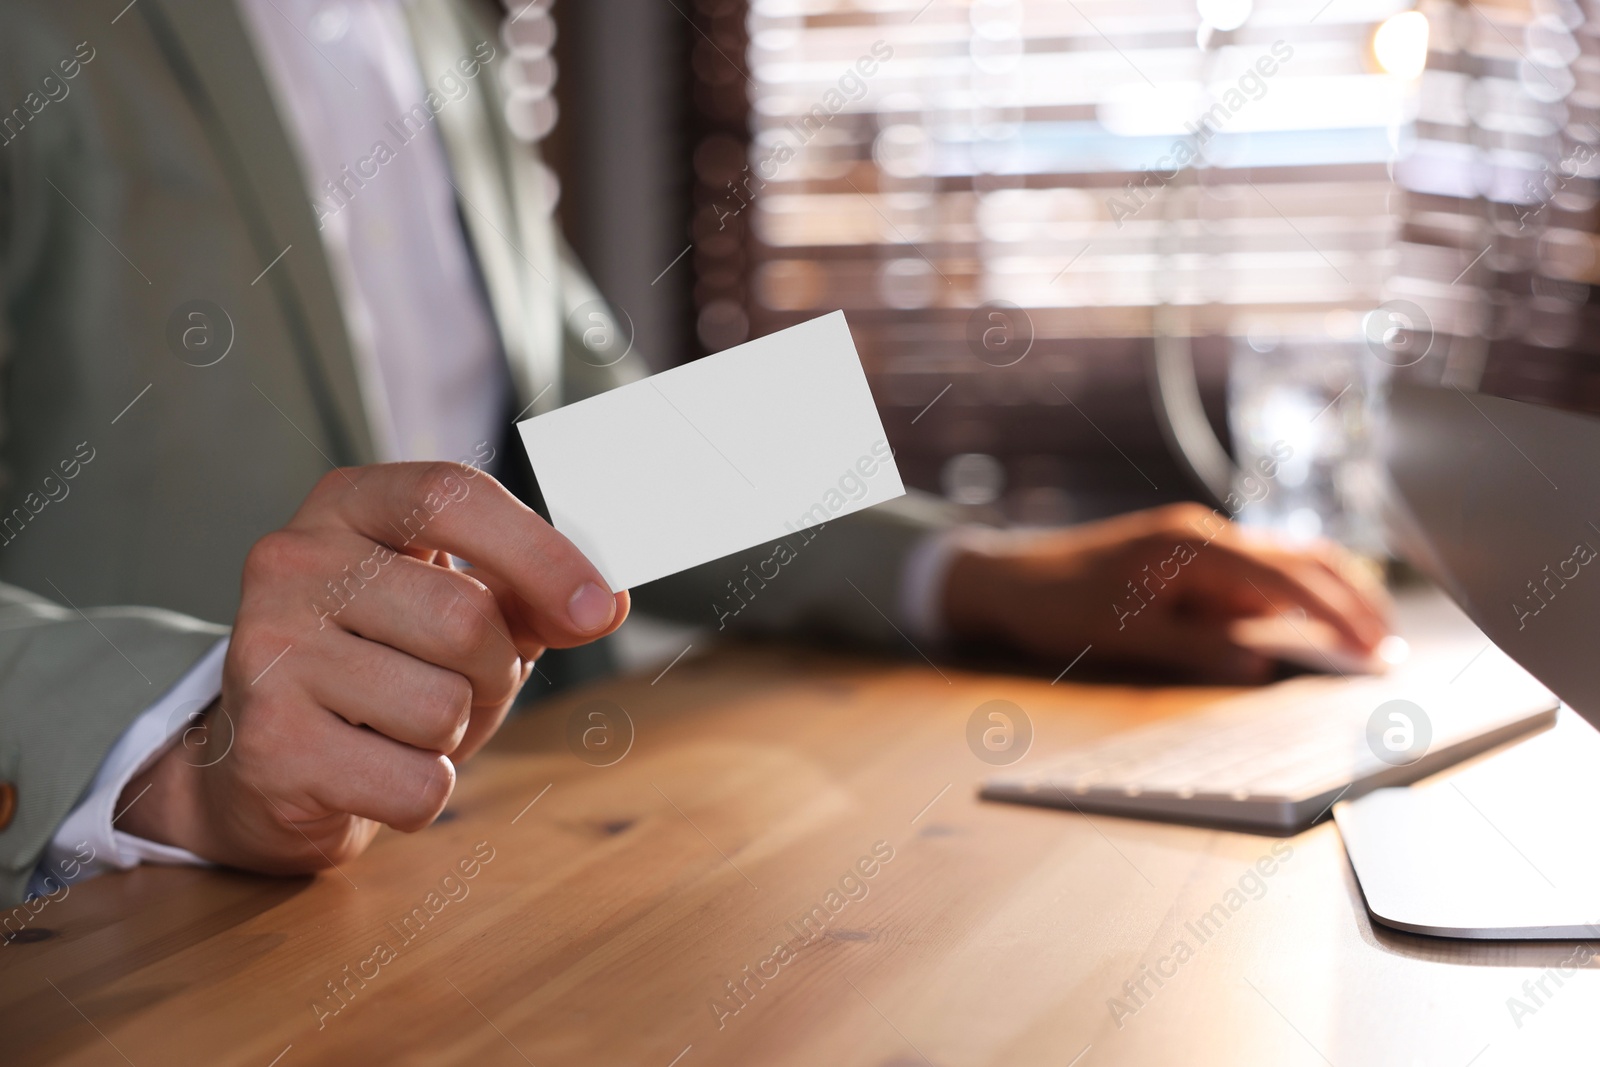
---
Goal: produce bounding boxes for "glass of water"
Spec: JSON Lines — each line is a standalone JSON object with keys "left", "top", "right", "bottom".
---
{"left": 1226, "top": 334, "right": 1385, "bottom": 556}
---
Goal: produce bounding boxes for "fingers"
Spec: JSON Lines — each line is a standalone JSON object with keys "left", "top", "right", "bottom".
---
{"left": 300, "top": 630, "right": 475, "bottom": 752}
{"left": 1165, "top": 528, "right": 1389, "bottom": 652}
{"left": 229, "top": 688, "right": 456, "bottom": 836}
{"left": 1207, "top": 553, "right": 1380, "bottom": 651}
{"left": 325, "top": 551, "right": 525, "bottom": 711}
{"left": 469, "top": 569, "right": 560, "bottom": 660}
{"left": 1249, "top": 549, "right": 1388, "bottom": 651}
{"left": 1302, "top": 539, "right": 1394, "bottom": 622}
{"left": 287, "top": 708, "right": 456, "bottom": 833}
{"left": 298, "top": 463, "right": 628, "bottom": 645}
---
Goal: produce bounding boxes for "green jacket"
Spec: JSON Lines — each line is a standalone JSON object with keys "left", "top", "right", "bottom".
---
{"left": 0, "top": 0, "right": 950, "bottom": 905}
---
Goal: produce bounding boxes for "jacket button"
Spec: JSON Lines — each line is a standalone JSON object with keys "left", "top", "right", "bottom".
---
{"left": 0, "top": 781, "right": 15, "bottom": 831}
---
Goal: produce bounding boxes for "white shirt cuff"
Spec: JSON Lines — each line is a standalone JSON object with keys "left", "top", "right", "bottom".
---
{"left": 30, "top": 637, "right": 230, "bottom": 898}
{"left": 897, "top": 526, "right": 1005, "bottom": 644}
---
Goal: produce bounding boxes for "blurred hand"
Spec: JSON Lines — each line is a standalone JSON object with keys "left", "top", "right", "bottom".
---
{"left": 119, "top": 462, "right": 628, "bottom": 875}
{"left": 941, "top": 503, "right": 1391, "bottom": 684}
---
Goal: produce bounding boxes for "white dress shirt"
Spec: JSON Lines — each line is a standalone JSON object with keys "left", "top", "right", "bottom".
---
{"left": 36, "top": 0, "right": 961, "bottom": 895}
{"left": 243, "top": 0, "right": 511, "bottom": 465}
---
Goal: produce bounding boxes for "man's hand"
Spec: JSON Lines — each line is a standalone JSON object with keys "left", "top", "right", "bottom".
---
{"left": 941, "top": 503, "right": 1391, "bottom": 684}
{"left": 118, "top": 462, "right": 627, "bottom": 875}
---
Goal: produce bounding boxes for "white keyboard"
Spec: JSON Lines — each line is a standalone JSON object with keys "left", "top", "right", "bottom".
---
{"left": 980, "top": 665, "right": 1559, "bottom": 831}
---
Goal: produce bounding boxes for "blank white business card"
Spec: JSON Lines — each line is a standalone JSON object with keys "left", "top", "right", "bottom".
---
{"left": 517, "top": 311, "right": 905, "bottom": 592}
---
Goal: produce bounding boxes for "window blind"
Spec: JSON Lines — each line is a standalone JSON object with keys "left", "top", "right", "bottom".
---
{"left": 689, "top": 0, "right": 1421, "bottom": 517}
{"left": 1393, "top": 0, "right": 1600, "bottom": 414}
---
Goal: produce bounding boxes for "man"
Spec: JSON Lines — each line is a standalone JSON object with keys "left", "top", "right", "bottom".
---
{"left": 0, "top": 0, "right": 1388, "bottom": 906}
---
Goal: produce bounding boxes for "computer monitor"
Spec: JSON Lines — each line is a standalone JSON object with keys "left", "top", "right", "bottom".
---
{"left": 1346, "top": 350, "right": 1600, "bottom": 940}
{"left": 1381, "top": 371, "right": 1600, "bottom": 730}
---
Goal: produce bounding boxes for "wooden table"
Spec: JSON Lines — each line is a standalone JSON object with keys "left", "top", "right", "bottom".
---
{"left": 3, "top": 640, "right": 1595, "bottom": 1066}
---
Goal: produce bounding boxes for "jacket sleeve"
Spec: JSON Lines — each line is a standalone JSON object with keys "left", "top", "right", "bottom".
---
{"left": 0, "top": 584, "right": 228, "bottom": 905}
{"left": 551, "top": 238, "right": 960, "bottom": 645}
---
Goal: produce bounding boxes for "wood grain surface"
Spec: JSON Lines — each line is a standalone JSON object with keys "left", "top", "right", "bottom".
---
{"left": 2, "top": 640, "right": 1595, "bottom": 1066}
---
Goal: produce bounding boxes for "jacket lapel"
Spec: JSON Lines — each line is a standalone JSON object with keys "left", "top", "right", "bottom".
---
{"left": 141, "top": 0, "right": 378, "bottom": 465}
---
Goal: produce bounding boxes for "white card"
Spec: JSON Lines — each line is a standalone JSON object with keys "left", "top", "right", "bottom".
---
{"left": 517, "top": 311, "right": 905, "bottom": 591}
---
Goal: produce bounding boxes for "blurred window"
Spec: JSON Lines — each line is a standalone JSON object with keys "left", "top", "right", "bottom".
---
{"left": 1394, "top": 0, "right": 1600, "bottom": 414}
{"left": 688, "top": 0, "right": 1421, "bottom": 518}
